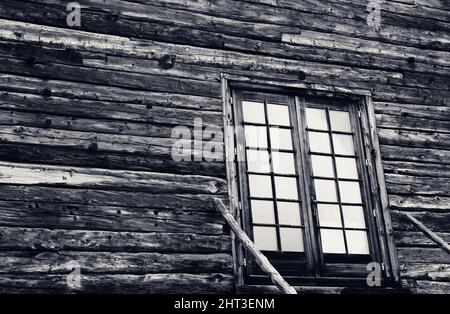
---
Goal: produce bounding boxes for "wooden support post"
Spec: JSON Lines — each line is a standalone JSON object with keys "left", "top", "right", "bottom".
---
{"left": 402, "top": 212, "right": 450, "bottom": 254}
{"left": 214, "top": 198, "right": 297, "bottom": 294}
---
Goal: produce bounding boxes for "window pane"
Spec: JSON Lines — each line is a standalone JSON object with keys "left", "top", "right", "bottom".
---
{"left": 246, "top": 149, "right": 270, "bottom": 173}
{"left": 314, "top": 179, "right": 337, "bottom": 202}
{"left": 338, "top": 181, "right": 362, "bottom": 203}
{"left": 270, "top": 127, "right": 293, "bottom": 150}
{"left": 332, "top": 134, "right": 354, "bottom": 155}
{"left": 342, "top": 205, "right": 366, "bottom": 229}
{"left": 272, "top": 152, "right": 296, "bottom": 174}
{"left": 253, "top": 226, "right": 278, "bottom": 251}
{"left": 242, "top": 101, "right": 265, "bottom": 124}
{"left": 280, "top": 228, "right": 304, "bottom": 252}
{"left": 345, "top": 230, "right": 369, "bottom": 255}
{"left": 317, "top": 204, "right": 342, "bottom": 228}
{"left": 274, "top": 176, "right": 298, "bottom": 200}
{"left": 277, "top": 202, "right": 301, "bottom": 226}
{"left": 248, "top": 175, "right": 273, "bottom": 198}
{"left": 308, "top": 132, "right": 331, "bottom": 153}
{"left": 335, "top": 157, "right": 359, "bottom": 179}
{"left": 320, "top": 229, "right": 346, "bottom": 254}
{"left": 251, "top": 200, "right": 275, "bottom": 224}
{"left": 267, "top": 104, "right": 290, "bottom": 126}
{"left": 245, "top": 125, "right": 267, "bottom": 148}
{"left": 311, "top": 155, "right": 334, "bottom": 178}
{"left": 306, "top": 108, "right": 328, "bottom": 130}
{"left": 330, "top": 110, "right": 352, "bottom": 132}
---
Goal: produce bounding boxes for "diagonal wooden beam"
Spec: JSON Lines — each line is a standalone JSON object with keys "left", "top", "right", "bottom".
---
{"left": 402, "top": 212, "right": 450, "bottom": 254}
{"left": 214, "top": 198, "right": 297, "bottom": 294}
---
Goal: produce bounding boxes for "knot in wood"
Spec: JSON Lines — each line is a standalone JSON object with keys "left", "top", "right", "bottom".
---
{"left": 159, "top": 54, "right": 176, "bottom": 70}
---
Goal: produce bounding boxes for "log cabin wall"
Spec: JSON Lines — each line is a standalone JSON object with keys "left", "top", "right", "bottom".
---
{"left": 0, "top": 0, "right": 448, "bottom": 293}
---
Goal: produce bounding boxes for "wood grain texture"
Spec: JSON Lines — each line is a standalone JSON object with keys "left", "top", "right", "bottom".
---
{"left": 0, "top": 0, "right": 448, "bottom": 293}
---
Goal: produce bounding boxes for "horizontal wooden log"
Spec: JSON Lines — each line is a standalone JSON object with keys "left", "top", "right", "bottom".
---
{"left": 0, "top": 143, "right": 226, "bottom": 176}
{"left": 379, "top": 128, "right": 450, "bottom": 150}
{"left": 381, "top": 145, "right": 450, "bottom": 164}
{"left": 389, "top": 195, "right": 450, "bottom": 212}
{"left": 0, "top": 226, "right": 231, "bottom": 253}
{"left": 394, "top": 231, "right": 450, "bottom": 247}
{"left": 374, "top": 102, "right": 450, "bottom": 122}
{"left": 392, "top": 210, "right": 450, "bottom": 233}
{"left": 397, "top": 248, "right": 450, "bottom": 264}
{"left": 403, "top": 280, "right": 450, "bottom": 294}
{"left": 0, "top": 199, "right": 225, "bottom": 235}
{"left": 386, "top": 174, "right": 450, "bottom": 196}
{"left": 0, "top": 251, "right": 233, "bottom": 274}
{"left": 0, "top": 56, "right": 221, "bottom": 98}
{"left": 0, "top": 162, "right": 227, "bottom": 195}
{"left": 401, "top": 264, "right": 450, "bottom": 281}
{"left": 0, "top": 95, "right": 222, "bottom": 130}
{"left": 376, "top": 115, "right": 450, "bottom": 134}
{"left": 383, "top": 161, "right": 450, "bottom": 178}
{"left": 0, "top": 273, "right": 235, "bottom": 293}
{"left": 0, "top": 75, "right": 221, "bottom": 110}
{"left": 0, "top": 185, "right": 222, "bottom": 212}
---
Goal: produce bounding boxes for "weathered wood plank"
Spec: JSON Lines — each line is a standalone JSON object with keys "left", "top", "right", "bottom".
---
{"left": 379, "top": 128, "right": 450, "bottom": 150}
{"left": 0, "top": 251, "right": 233, "bottom": 274}
{"left": 392, "top": 211, "right": 450, "bottom": 233}
{"left": 0, "top": 75, "right": 222, "bottom": 110}
{"left": 394, "top": 231, "right": 450, "bottom": 247}
{"left": 0, "top": 273, "right": 235, "bottom": 293}
{"left": 389, "top": 195, "right": 450, "bottom": 212}
{"left": 0, "top": 143, "right": 226, "bottom": 176}
{"left": 401, "top": 264, "right": 450, "bottom": 281}
{"left": 0, "top": 185, "right": 222, "bottom": 211}
{"left": 397, "top": 248, "right": 450, "bottom": 264}
{"left": 384, "top": 161, "right": 450, "bottom": 178}
{"left": 0, "top": 199, "right": 226, "bottom": 234}
{"left": 386, "top": 174, "right": 450, "bottom": 196}
{"left": 0, "top": 162, "right": 227, "bottom": 195}
{"left": 403, "top": 280, "right": 450, "bottom": 294}
{"left": 381, "top": 145, "right": 450, "bottom": 164}
{"left": 0, "top": 226, "right": 231, "bottom": 253}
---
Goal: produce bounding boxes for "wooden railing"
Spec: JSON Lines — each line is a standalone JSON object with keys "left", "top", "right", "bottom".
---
{"left": 214, "top": 198, "right": 297, "bottom": 294}
{"left": 402, "top": 212, "right": 450, "bottom": 254}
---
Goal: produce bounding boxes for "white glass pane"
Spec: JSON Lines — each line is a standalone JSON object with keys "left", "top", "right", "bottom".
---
{"left": 346, "top": 230, "right": 370, "bottom": 255}
{"left": 306, "top": 108, "right": 328, "bottom": 130}
{"left": 308, "top": 132, "right": 331, "bottom": 153}
{"left": 317, "top": 204, "right": 342, "bottom": 228}
{"left": 332, "top": 134, "right": 354, "bottom": 155}
{"left": 314, "top": 179, "right": 337, "bottom": 202}
{"left": 267, "top": 104, "right": 290, "bottom": 126}
{"left": 242, "top": 101, "right": 265, "bottom": 124}
{"left": 251, "top": 200, "right": 275, "bottom": 224}
{"left": 274, "top": 176, "right": 298, "bottom": 200}
{"left": 244, "top": 126, "right": 267, "bottom": 148}
{"left": 246, "top": 150, "right": 270, "bottom": 173}
{"left": 320, "top": 229, "right": 346, "bottom": 254}
{"left": 248, "top": 175, "right": 272, "bottom": 198}
{"left": 272, "top": 152, "right": 296, "bottom": 174}
{"left": 280, "top": 228, "right": 304, "bottom": 252}
{"left": 330, "top": 110, "right": 352, "bottom": 132}
{"left": 339, "top": 181, "right": 362, "bottom": 204}
{"left": 342, "top": 206, "right": 366, "bottom": 229}
{"left": 277, "top": 202, "right": 301, "bottom": 226}
{"left": 311, "top": 155, "right": 334, "bottom": 178}
{"left": 335, "top": 157, "right": 359, "bottom": 179}
{"left": 270, "top": 128, "right": 293, "bottom": 150}
{"left": 253, "top": 226, "right": 278, "bottom": 251}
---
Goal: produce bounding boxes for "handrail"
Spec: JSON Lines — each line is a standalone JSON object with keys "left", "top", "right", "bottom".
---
{"left": 214, "top": 198, "right": 297, "bottom": 294}
{"left": 402, "top": 212, "right": 450, "bottom": 254}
